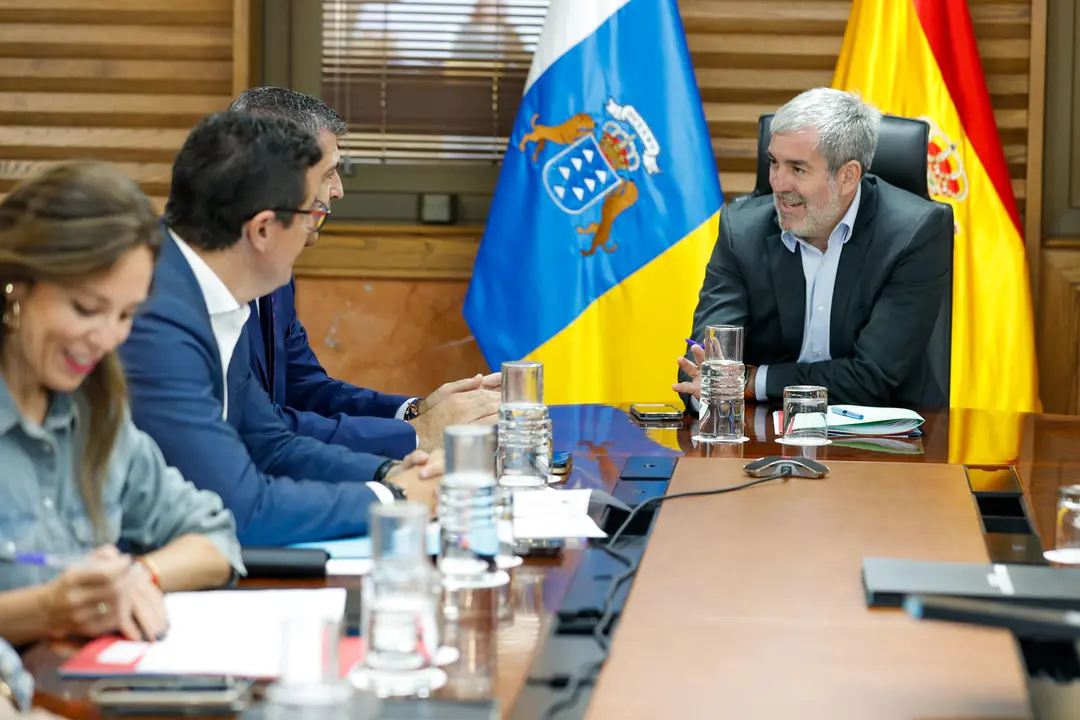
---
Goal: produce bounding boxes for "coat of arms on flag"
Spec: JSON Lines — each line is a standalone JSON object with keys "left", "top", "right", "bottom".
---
{"left": 518, "top": 98, "right": 662, "bottom": 256}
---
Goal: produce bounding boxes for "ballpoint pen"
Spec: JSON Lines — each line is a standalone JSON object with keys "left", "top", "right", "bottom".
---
{"left": 684, "top": 338, "right": 704, "bottom": 349}
{"left": 831, "top": 407, "right": 865, "bottom": 420}
{"left": 0, "top": 542, "right": 84, "bottom": 569}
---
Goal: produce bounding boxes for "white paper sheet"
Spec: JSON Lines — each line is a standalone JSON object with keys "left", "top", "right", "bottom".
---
{"left": 512, "top": 488, "right": 607, "bottom": 539}
{"left": 131, "top": 588, "right": 346, "bottom": 678}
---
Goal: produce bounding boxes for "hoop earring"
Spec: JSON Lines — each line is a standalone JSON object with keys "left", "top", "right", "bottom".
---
{"left": 2, "top": 283, "right": 19, "bottom": 332}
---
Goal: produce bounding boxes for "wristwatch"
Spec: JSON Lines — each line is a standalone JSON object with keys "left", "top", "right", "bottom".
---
{"left": 374, "top": 459, "right": 407, "bottom": 500}
{"left": 402, "top": 397, "right": 423, "bottom": 421}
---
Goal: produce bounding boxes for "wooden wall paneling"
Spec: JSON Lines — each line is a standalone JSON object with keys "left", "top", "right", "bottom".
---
{"left": 1036, "top": 0, "right": 1080, "bottom": 414}
{"left": 1025, "top": 0, "right": 1048, "bottom": 298}
{"left": 0, "top": 0, "right": 244, "bottom": 212}
{"left": 295, "top": 225, "right": 485, "bottom": 281}
{"left": 1037, "top": 250, "right": 1080, "bottom": 414}
{"left": 1042, "top": 0, "right": 1080, "bottom": 237}
{"left": 303, "top": 0, "right": 1036, "bottom": 280}
{"left": 233, "top": 0, "right": 251, "bottom": 95}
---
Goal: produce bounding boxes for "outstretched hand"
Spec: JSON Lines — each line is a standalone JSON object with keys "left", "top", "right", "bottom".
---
{"left": 672, "top": 344, "right": 706, "bottom": 400}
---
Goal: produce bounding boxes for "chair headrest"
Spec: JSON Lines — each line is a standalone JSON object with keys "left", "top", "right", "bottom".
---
{"left": 752, "top": 113, "right": 931, "bottom": 200}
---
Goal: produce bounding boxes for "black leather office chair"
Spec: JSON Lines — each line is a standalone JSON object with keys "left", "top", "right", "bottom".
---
{"left": 749, "top": 112, "right": 932, "bottom": 200}
{"left": 745, "top": 112, "right": 953, "bottom": 410}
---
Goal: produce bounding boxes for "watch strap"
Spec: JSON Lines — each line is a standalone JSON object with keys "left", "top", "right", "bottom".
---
{"left": 374, "top": 460, "right": 406, "bottom": 500}
{"left": 382, "top": 480, "right": 407, "bottom": 500}
{"left": 402, "top": 397, "right": 423, "bottom": 421}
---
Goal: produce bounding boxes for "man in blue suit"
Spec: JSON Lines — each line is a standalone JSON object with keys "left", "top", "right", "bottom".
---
{"left": 227, "top": 87, "right": 500, "bottom": 460}
{"left": 120, "top": 111, "right": 441, "bottom": 546}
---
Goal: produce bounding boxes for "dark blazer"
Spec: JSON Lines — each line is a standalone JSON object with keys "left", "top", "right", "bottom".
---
{"left": 687, "top": 175, "right": 952, "bottom": 408}
{"left": 245, "top": 279, "right": 416, "bottom": 460}
{"left": 119, "top": 232, "right": 390, "bottom": 546}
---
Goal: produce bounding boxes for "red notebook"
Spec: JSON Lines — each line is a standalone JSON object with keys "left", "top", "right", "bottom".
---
{"left": 59, "top": 635, "right": 364, "bottom": 680}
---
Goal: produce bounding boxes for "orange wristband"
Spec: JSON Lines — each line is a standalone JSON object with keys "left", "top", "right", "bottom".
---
{"left": 136, "top": 556, "right": 162, "bottom": 588}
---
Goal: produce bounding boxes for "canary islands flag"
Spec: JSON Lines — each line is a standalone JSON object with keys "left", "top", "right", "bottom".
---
{"left": 833, "top": 0, "right": 1040, "bottom": 417}
{"left": 463, "top": 0, "right": 722, "bottom": 405}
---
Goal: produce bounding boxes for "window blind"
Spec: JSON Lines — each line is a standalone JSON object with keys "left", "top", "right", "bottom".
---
{"left": 321, "top": 0, "right": 550, "bottom": 164}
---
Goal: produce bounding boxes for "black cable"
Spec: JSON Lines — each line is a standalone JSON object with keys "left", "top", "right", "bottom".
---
{"left": 537, "top": 470, "right": 794, "bottom": 720}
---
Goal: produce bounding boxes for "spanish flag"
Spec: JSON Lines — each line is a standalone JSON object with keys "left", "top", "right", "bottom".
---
{"left": 832, "top": 0, "right": 1039, "bottom": 422}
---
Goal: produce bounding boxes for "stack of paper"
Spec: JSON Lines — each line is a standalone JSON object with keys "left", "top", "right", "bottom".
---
{"left": 773, "top": 406, "right": 925, "bottom": 438}
{"left": 826, "top": 405, "right": 924, "bottom": 436}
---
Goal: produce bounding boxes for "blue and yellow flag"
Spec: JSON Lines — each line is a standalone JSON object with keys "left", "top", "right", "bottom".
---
{"left": 463, "top": 0, "right": 723, "bottom": 405}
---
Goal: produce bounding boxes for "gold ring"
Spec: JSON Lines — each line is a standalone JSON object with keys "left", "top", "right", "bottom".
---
{"left": 97, "top": 602, "right": 108, "bottom": 616}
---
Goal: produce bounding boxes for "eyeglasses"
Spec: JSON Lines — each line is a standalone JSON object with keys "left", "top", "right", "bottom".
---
{"left": 269, "top": 201, "right": 331, "bottom": 232}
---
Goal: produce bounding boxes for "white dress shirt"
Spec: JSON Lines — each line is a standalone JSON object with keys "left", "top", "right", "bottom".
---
{"left": 754, "top": 184, "right": 862, "bottom": 401}
{"left": 172, "top": 232, "right": 395, "bottom": 503}
{"left": 172, "top": 232, "right": 249, "bottom": 420}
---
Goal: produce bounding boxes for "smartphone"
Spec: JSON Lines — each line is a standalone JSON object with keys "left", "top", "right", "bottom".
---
{"left": 552, "top": 450, "right": 572, "bottom": 476}
{"left": 517, "top": 537, "right": 565, "bottom": 558}
{"left": 89, "top": 676, "right": 253, "bottom": 715}
{"left": 629, "top": 403, "right": 683, "bottom": 422}
{"left": 743, "top": 456, "right": 829, "bottom": 479}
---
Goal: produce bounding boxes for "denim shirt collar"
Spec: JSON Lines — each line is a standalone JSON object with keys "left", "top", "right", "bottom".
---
{"left": 0, "top": 373, "right": 77, "bottom": 437}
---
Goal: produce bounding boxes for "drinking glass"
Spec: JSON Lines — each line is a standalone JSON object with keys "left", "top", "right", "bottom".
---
{"left": 263, "top": 617, "right": 352, "bottom": 720}
{"left": 371, "top": 501, "right": 428, "bottom": 567}
{"left": 705, "top": 324, "right": 742, "bottom": 363}
{"left": 362, "top": 503, "right": 438, "bottom": 673}
{"left": 1046, "top": 484, "right": 1080, "bottom": 565}
{"left": 502, "top": 360, "right": 544, "bottom": 404}
{"left": 780, "top": 385, "right": 829, "bottom": 446}
{"left": 696, "top": 324, "right": 745, "bottom": 442}
{"left": 498, "top": 361, "right": 551, "bottom": 487}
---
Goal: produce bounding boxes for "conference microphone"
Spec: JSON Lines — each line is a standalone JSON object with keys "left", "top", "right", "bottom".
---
{"left": 905, "top": 594, "right": 1080, "bottom": 642}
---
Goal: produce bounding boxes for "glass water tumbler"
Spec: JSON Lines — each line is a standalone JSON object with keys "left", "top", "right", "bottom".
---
{"left": 263, "top": 616, "right": 352, "bottom": 720}
{"left": 497, "top": 360, "right": 551, "bottom": 487}
{"left": 362, "top": 502, "right": 439, "bottom": 672}
{"left": 439, "top": 425, "right": 500, "bottom": 585}
{"left": 1050, "top": 484, "right": 1080, "bottom": 565}
{"left": 697, "top": 324, "right": 745, "bottom": 442}
{"left": 780, "top": 385, "right": 829, "bottom": 446}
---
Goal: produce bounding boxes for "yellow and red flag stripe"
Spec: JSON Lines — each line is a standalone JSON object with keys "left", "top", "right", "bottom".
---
{"left": 832, "top": 0, "right": 1039, "bottom": 430}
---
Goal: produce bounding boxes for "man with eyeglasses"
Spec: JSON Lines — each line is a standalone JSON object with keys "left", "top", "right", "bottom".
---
{"left": 227, "top": 87, "right": 501, "bottom": 461}
{"left": 120, "top": 111, "right": 443, "bottom": 546}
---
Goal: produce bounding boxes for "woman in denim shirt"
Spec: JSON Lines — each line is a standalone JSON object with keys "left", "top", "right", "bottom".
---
{"left": 0, "top": 162, "right": 244, "bottom": 646}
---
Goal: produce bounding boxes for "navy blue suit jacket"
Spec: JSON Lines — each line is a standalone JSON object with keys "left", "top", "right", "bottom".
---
{"left": 245, "top": 278, "right": 417, "bottom": 460}
{"left": 120, "top": 233, "right": 389, "bottom": 546}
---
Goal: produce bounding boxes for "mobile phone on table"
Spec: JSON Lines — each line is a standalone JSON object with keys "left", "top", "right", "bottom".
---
{"left": 629, "top": 403, "right": 683, "bottom": 422}
{"left": 89, "top": 676, "right": 254, "bottom": 715}
{"left": 552, "top": 450, "right": 572, "bottom": 477}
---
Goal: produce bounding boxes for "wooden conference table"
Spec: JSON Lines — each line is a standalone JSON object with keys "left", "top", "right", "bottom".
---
{"left": 24, "top": 403, "right": 1080, "bottom": 719}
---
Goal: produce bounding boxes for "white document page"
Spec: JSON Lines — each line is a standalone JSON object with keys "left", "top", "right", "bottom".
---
{"left": 129, "top": 588, "right": 346, "bottom": 678}
{"left": 512, "top": 488, "right": 607, "bottom": 539}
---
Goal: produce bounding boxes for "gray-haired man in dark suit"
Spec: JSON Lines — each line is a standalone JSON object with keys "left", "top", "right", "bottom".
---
{"left": 674, "top": 87, "right": 952, "bottom": 410}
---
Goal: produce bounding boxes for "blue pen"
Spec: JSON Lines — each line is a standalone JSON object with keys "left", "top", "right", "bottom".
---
{"left": 0, "top": 542, "right": 84, "bottom": 568}
{"left": 831, "top": 407, "right": 865, "bottom": 420}
{"left": 685, "top": 338, "right": 703, "bottom": 349}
